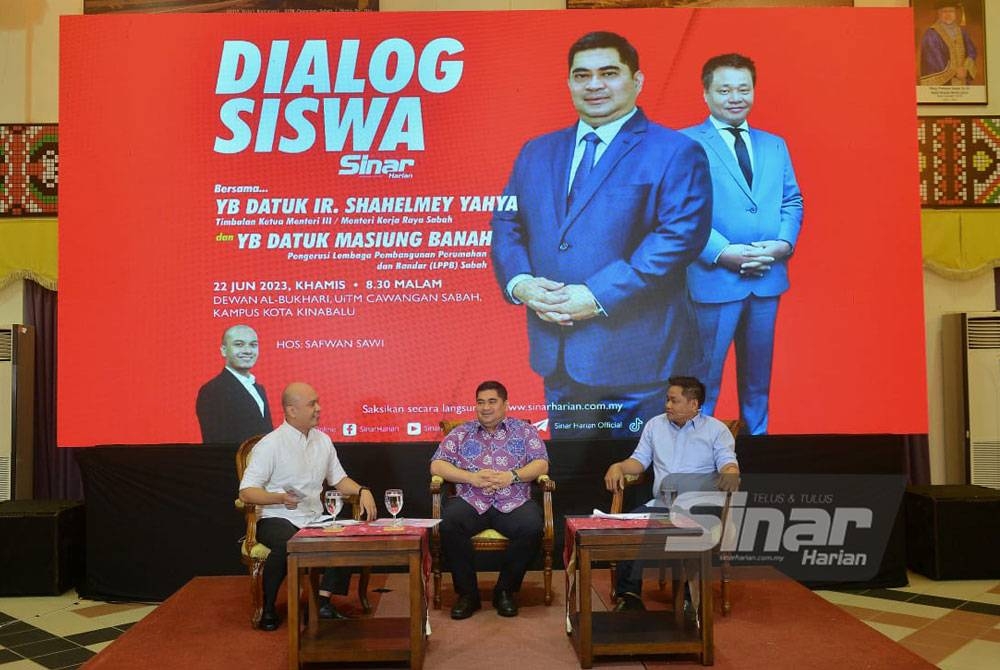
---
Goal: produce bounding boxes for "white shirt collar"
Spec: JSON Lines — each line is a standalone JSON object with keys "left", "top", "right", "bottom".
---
{"left": 709, "top": 116, "right": 750, "bottom": 133}
{"left": 225, "top": 366, "right": 256, "bottom": 387}
{"left": 576, "top": 106, "right": 638, "bottom": 146}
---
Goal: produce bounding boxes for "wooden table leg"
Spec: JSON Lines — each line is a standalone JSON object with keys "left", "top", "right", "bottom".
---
{"left": 409, "top": 550, "right": 424, "bottom": 670}
{"left": 700, "top": 550, "right": 714, "bottom": 666}
{"left": 578, "top": 545, "right": 593, "bottom": 669}
{"left": 306, "top": 569, "right": 319, "bottom": 637}
{"left": 672, "top": 563, "right": 684, "bottom": 629}
{"left": 287, "top": 555, "right": 300, "bottom": 670}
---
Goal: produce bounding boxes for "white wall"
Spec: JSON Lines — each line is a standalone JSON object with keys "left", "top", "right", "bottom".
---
{"left": 0, "top": 281, "right": 25, "bottom": 327}
{"left": 0, "top": 0, "right": 78, "bottom": 123}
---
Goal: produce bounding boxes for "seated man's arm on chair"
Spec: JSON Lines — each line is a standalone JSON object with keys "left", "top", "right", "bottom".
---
{"left": 330, "top": 476, "right": 378, "bottom": 520}
{"left": 604, "top": 458, "right": 646, "bottom": 492}
{"left": 714, "top": 426, "right": 740, "bottom": 492}
{"left": 604, "top": 419, "right": 657, "bottom": 491}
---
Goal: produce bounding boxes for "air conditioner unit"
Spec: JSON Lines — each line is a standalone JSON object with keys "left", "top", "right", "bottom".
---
{"left": 0, "top": 324, "right": 35, "bottom": 501}
{"left": 944, "top": 312, "right": 1000, "bottom": 489}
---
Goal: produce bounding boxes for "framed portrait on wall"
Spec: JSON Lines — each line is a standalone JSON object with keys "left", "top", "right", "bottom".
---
{"left": 914, "top": 0, "right": 987, "bottom": 104}
{"left": 566, "top": 1, "right": 850, "bottom": 6}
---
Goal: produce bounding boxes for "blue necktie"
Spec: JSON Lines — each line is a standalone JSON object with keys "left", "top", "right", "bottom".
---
{"left": 725, "top": 127, "right": 753, "bottom": 188}
{"left": 568, "top": 132, "right": 600, "bottom": 211}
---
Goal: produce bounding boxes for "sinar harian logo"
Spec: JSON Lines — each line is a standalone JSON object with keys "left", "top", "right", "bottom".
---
{"left": 653, "top": 474, "right": 906, "bottom": 582}
{"left": 338, "top": 154, "right": 414, "bottom": 177}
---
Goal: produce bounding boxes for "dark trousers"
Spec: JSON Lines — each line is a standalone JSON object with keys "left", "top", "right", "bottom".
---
{"left": 256, "top": 517, "right": 350, "bottom": 610}
{"left": 614, "top": 503, "right": 724, "bottom": 599}
{"left": 544, "top": 366, "right": 667, "bottom": 439}
{"left": 614, "top": 505, "right": 666, "bottom": 597}
{"left": 440, "top": 497, "right": 543, "bottom": 597}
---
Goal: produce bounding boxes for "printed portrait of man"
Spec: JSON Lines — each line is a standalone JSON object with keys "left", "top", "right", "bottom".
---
{"left": 490, "top": 31, "right": 712, "bottom": 438}
{"left": 919, "top": 1, "right": 980, "bottom": 86}
{"left": 196, "top": 324, "right": 273, "bottom": 444}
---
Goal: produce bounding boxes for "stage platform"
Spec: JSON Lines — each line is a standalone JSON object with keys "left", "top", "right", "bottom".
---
{"left": 81, "top": 568, "right": 935, "bottom": 669}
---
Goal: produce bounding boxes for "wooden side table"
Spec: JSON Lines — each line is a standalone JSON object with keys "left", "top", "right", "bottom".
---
{"left": 287, "top": 530, "right": 427, "bottom": 670}
{"left": 565, "top": 518, "right": 714, "bottom": 667}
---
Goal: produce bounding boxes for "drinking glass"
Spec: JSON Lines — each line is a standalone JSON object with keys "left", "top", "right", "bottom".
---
{"left": 324, "top": 490, "right": 344, "bottom": 527}
{"left": 384, "top": 488, "right": 404, "bottom": 526}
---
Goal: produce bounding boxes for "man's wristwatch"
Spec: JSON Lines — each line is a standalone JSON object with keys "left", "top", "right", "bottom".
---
{"left": 509, "top": 469, "right": 521, "bottom": 484}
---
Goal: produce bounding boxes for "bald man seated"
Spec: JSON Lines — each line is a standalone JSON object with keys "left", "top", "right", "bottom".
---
{"left": 238, "top": 382, "right": 377, "bottom": 631}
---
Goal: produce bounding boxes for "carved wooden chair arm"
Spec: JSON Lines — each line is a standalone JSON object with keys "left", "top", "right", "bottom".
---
{"left": 609, "top": 472, "right": 645, "bottom": 514}
{"left": 430, "top": 475, "right": 444, "bottom": 528}
{"left": 235, "top": 498, "right": 259, "bottom": 552}
{"left": 538, "top": 475, "right": 556, "bottom": 544}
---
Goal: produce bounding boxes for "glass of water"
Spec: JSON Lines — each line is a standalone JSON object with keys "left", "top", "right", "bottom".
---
{"left": 324, "top": 490, "right": 344, "bottom": 527}
{"left": 384, "top": 488, "right": 404, "bottom": 527}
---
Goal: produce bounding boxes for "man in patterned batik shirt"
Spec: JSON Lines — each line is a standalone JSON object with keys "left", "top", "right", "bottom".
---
{"left": 430, "top": 380, "right": 549, "bottom": 620}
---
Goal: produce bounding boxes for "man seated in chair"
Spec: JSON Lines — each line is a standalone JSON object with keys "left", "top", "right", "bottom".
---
{"left": 239, "top": 381, "right": 377, "bottom": 631}
{"left": 603, "top": 376, "right": 740, "bottom": 614}
{"left": 430, "top": 380, "right": 549, "bottom": 619}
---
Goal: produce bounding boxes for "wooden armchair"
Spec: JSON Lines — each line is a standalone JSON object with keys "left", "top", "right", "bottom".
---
{"left": 429, "top": 420, "right": 556, "bottom": 609}
{"left": 608, "top": 418, "right": 741, "bottom": 616}
{"left": 235, "top": 435, "right": 371, "bottom": 628}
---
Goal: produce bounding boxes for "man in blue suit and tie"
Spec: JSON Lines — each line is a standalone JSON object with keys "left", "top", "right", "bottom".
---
{"left": 491, "top": 32, "right": 712, "bottom": 438}
{"left": 681, "top": 53, "right": 803, "bottom": 435}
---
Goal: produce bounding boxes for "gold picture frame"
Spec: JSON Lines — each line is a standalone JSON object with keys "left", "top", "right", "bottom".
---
{"left": 914, "top": 0, "right": 987, "bottom": 104}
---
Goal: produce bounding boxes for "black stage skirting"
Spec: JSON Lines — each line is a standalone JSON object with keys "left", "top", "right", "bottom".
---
{"left": 75, "top": 434, "right": 927, "bottom": 602}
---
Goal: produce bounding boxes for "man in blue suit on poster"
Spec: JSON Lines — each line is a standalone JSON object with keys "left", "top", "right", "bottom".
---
{"left": 681, "top": 53, "right": 803, "bottom": 435}
{"left": 491, "top": 32, "right": 712, "bottom": 438}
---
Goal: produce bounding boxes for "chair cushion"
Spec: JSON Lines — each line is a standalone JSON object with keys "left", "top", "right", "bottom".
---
{"left": 242, "top": 542, "right": 271, "bottom": 561}
{"left": 472, "top": 529, "right": 507, "bottom": 541}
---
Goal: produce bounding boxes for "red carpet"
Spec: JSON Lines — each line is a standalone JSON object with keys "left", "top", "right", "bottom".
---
{"left": 82, "top": 571, "right": 936, "bottom": 669}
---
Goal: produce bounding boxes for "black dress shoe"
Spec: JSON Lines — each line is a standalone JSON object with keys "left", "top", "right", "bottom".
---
{"left": 492, "top": 590, "right": 518, "bottom": 617}
{"left": 450, "top": 594, "right": 482, "bottom": 620}
{"left": 318, "top": 602, "right": 349, "bottom": 620}
{"left": 259, "top": 609, "right": 280, "bottom": 631}
{"left": 612, "top": 593, "right": 646, "bottom": 612}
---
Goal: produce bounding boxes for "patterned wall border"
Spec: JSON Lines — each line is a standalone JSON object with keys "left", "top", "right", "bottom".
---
{"left": 0, "top": 124, "right": 59, "bottom": 218}
{"left": 919, "top": 117, "right": 1000, "bottom": 207}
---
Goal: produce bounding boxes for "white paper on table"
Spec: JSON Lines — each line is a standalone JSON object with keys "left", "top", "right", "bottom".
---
{"left": 590, "top": 509, "right": 669, "bottom": 520}
{"left": 304, "top": 517, "right": 362, "bottom": 528}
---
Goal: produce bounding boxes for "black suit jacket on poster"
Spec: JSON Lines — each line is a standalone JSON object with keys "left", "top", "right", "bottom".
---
{"left": 195, "top": 369, "right": 273, "bottom": 444}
